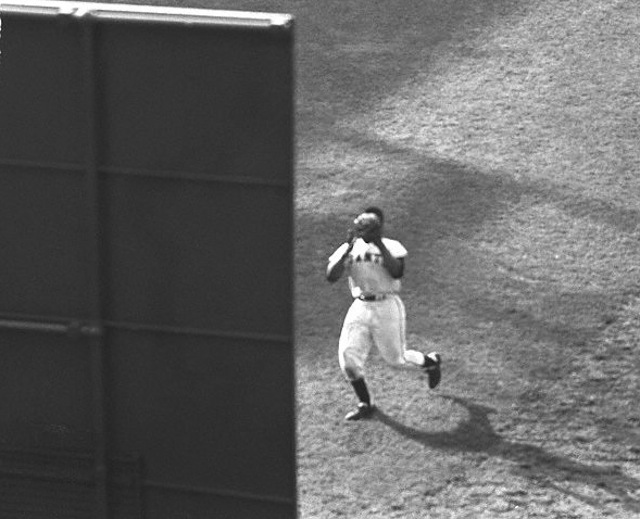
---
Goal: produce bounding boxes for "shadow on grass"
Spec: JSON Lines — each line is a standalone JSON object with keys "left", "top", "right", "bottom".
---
{"left": 375, "top": 394, "right": 640, "bottom": 514}
{"left": 332, "top": 128, "right": 640, "bottom": 237}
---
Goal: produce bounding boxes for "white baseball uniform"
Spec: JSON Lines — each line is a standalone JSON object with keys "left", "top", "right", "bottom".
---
{"left": 329, "top": 237, "right": 426, "bottom": 381}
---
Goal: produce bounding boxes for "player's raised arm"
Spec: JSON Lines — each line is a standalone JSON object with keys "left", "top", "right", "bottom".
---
{"left": 372, "top": 237, "right": 404, "bottom": 279}
{"left": 326, "top": 240, "right": 353, "bottom": 282}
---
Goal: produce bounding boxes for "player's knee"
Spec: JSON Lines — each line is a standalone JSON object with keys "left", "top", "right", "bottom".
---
{"left": 342, "top": 366, "right": 362, "bottom": 381}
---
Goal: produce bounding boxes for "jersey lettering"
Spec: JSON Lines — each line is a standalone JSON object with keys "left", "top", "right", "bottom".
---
{"left": 329, "top": 238, "right": 407, "bottom": 298}
{"left": 353, "top": 252, "right": 382, "bottom": 263}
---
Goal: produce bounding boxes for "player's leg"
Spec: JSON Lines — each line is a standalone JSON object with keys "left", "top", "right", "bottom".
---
{"left": 421, "top": 351, "right": 442, "bottom": 389}
{"left": 372, "top": 296, "right": 409, "bottom": 367}
{"left": 404, "top": 345, "right": 442, "bottom": 389}
{"left": 374, "top": 295, "right": 442, "bottom": 388}
{"left": 339, "top": 302, "right": 375, "bottom": 421}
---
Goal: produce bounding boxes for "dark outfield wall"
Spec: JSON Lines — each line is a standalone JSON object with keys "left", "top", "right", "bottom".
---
{"left": 0, "top": 2, "right": 295, "bottom": 518}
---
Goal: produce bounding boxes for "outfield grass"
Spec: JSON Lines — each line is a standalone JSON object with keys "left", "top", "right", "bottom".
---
{"left": 290, "top": 1, "right": 640, "bottom": 517}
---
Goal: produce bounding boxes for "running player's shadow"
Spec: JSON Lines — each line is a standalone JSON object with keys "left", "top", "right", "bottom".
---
{"left": 375, "top": 394, "right": 640, "bottom": 514}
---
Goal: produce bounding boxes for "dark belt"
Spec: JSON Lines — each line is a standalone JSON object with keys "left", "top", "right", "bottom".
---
{"left": 358, "top": 294, "right": 387, "bottom": 302}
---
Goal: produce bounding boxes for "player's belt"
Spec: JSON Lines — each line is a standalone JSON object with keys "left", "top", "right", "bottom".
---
{"left": 358, "top": 294, "right": 387, "bottom": 302}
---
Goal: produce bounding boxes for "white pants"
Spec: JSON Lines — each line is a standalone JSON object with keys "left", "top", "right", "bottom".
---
{"left": 338, "top": 294, "right": 424, "bottom": 381}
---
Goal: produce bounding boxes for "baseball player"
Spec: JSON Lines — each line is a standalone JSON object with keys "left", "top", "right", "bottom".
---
{"left": 326, "top": 207, "right": 442, "bottom": 421}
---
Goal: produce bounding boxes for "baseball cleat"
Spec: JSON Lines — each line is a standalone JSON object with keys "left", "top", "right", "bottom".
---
{"left": 344, "top": 402, "right": 375, "bottom": 421}
{"left": 423, "top": 352, "right": 442, "bottom": 389}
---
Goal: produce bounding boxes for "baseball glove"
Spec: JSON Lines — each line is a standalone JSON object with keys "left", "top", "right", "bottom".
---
{"left": 351, "top": 212, "right": 381, "bottom": 242}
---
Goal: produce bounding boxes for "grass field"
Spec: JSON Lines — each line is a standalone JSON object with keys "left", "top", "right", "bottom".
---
{"left": 289, "top": 1, "right": 640, "bottom": 517}
{"left": 103, "top": 0, "right": 640, "bottom": 516}
{"left": 290, "top": 1, "right": 640, "bottom": 517}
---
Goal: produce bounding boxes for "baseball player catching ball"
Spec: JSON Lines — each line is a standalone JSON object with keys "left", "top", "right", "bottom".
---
{"left": 326, "top": 206, "right": 442, "bottom": 421}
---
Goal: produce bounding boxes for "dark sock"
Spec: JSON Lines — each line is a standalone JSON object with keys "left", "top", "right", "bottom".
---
{"left": 350, "top": 378, "right": 371, "bottom": 406}
{"left": 423, "top": 353, "right": 436, "bottom": 367}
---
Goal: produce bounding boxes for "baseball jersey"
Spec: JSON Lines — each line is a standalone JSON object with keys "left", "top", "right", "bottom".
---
{"left": 329, "top": 238, "right": 408, "bottom": 298}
